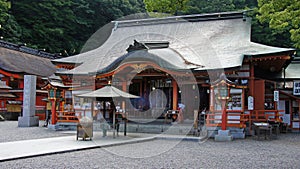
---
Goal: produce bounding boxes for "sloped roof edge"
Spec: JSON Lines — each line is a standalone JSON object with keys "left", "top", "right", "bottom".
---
{"left": 0, "top": 46, "right": 57, "bottom": 77}
{"left": 113, "top": 11, "right": 245, "bottom": 28}
{"left": 53, "top": 11, "right": 294, "bottom": 76}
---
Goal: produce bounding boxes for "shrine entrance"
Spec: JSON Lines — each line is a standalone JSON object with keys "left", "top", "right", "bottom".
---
{"left": 107, "top": 61, "right": 201, "bottom": 123}
{"left": 127, "top": 74, "right": 174, "bottom": 120}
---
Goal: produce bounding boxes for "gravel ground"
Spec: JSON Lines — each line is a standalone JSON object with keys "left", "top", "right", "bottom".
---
{"left": 0, "top": 121, "right": 73, "bottom": 143}
{"left": 1, "top": 121, "right": 300, "bottom": 168}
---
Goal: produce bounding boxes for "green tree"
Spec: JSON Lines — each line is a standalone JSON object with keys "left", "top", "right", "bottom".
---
{"left": 257, "top": 0, "right": 300, "bottom": 48}
{"left": 0, "top": 0, "right": 22, "bottom": 42}
{"left": 144, "top": 0, "right": 189, "bottom": 15}
{"left": 81, "top": 0, "right": 146, "bottom": 52}
{"left": 0, "top": 0, "right": 9, "bottom": 25}
{"left": 251, "top": 10, "right": 293, "bottom": 48}
{"left": 11, "top": 0, "right": 94, "bottom": 55}
{"left": 10, "top": 0, "right": 145, "bottom": 55}
{"left": 186, "top": 0, "right": 236, "bottom": 14}
{"left": 88, "top": 0, "right": 145, "bottom": 29}
{"left": 144, "top": 0, "right": 256, "bottom": 15}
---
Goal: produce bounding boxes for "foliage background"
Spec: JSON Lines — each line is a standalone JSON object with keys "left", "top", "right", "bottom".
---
{"left": 0, "top": 0, "right": 298, "bottom": 56}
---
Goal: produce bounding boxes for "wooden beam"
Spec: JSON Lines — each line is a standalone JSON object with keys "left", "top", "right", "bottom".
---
{"left": 0, "top": 69, "right": 21, "bottom": 79}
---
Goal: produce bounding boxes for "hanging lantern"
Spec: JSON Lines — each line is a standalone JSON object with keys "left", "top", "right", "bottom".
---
{"left": 56, "top": 90, "right": 61, "bottom": 98}
{"left": 217, "top": 84, "right": 230, "bottom": 100}
{"left": 49, "top": 89, "right": 55, "bottom": 99}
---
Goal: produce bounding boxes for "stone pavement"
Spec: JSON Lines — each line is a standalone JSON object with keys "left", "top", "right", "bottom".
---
{"left": 0, "top": 131, "right": 203, "bottom": 162}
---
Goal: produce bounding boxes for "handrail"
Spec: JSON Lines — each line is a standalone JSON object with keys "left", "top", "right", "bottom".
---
{"left": 205, "top": 109, "right": 284, "bottom": 129}
{"left": 206, "top": 111, "right": 249, "bottom": 128}
{"left": 251, "top": 109, "right": 284, "bottom": 122}
{"left": 56, "top": 111, "right": 79, "bottom": 123}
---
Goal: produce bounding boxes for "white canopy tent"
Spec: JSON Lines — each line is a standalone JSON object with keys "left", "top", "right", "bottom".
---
{"left": 76, "top": 85, "right": 139, "bottom": 138}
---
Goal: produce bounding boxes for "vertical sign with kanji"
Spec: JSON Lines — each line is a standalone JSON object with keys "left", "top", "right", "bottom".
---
{"left": 274, "top": 90, "right": 279, "bottom": 102}
{"left": 293, "top": 81, "right": 300, "bottom": 95}
{"left": 248, "top": 96, "right": 254, "bottom": 110}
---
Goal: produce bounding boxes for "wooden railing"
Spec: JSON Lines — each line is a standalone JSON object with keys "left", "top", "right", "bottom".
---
{"left": 56, "top": 111, "right": 79, "bottom": 123}
{"left": 206, "top": 110, "right": 249, "bottom": 128}
{"left": 251, "top": 110, "right": 284, "bottom": 122}
{"left": 205, "top": 109, "right": 284, "bottom": 129}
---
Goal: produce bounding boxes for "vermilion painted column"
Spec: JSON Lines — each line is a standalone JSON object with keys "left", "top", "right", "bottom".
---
{"left": 221, "top": 100, "right": 227, "bottom": 130}
{"left": 51, "top": 99, "right": 57, "bottom": 124}
{"left": 61, "top": 90, "right": 65, "bottom": 112}
{"left": 172, "top": 80, "right": 178, "bottom": 110}
{"left": 249, "top": 63, "right": 255, "bottom": 97}
{"left": 249, "top": 63, "right": 255, "bottom": 131}
{"left": 273, "top": 83, "right": 279, "bottom": 121}
{"left": 19, "top": 80, "right": 24, "bottom": 89}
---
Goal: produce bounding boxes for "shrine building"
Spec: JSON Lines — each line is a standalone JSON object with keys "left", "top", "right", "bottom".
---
{"left": 0, "top": 40, "right": 59, "bottom": 120}
{"left": 51, "top": 11, "right": 299, "bottom": 136}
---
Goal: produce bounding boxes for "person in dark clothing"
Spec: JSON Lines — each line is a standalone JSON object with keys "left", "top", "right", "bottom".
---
{"left": 43, "top": 110, "right": 51, "bottom": 127}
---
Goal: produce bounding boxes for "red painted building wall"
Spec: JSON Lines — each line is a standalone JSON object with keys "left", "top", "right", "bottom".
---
{"left": 0, "top": 75, "right": 47, "bottom": 120}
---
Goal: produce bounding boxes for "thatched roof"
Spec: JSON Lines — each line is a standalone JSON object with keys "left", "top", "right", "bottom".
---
{"left": 53, "top": 11, "right": 295, "bottom": 76}
{"left": 0, "top": 44, "right": 56, "bottom": 77}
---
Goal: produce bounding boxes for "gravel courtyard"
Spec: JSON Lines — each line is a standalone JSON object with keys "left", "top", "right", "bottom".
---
{"left": 1, "top": 121, "right": 300, "bottom": 168}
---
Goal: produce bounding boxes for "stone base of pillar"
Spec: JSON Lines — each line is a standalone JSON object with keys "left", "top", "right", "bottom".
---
{"left": 214, "top": 130, "right": 233, "bottom": 142}
{"left": 18, "top": 116, "right": 39, "bottom": 127}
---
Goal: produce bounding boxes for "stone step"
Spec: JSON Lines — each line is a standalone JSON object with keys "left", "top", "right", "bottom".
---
{"left": 53, "top": 122, "right": 78, "bottom": 131}
{"left": 205, "top": 126, "right": 245, "bottom": 139}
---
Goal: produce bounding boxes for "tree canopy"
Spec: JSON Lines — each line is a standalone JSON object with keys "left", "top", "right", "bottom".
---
{"left": 144, "top": 0, "right": 258, "bottom": 15}
{"left": 5, "top": 0, "right": 145, "bottom": 55}
{"left": 144, "top": 0, "right": 189, "bottom": 15}
{"left": 0, "top": 0, "right": 297, "bottom": 56}
{"left": 257, "top": 0, "right": 300, "bottom": 48}
{"left": 0, "top": 0, "right": 22, "bottom": 42}
{"left": 0, "top": 0, "right": 10, "bottom": 25}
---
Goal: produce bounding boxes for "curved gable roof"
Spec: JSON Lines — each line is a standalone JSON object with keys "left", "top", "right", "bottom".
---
{"left": 54, "top": 11, "right": 295, "bottom": 75}
{"left": 95, "top": 48, "right": 193, "bottom": 75}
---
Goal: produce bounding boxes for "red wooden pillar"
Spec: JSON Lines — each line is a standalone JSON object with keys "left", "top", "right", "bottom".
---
{"left": 221, "top": 100, "right": 227, "bottom": 130}
{"left": 60, "top": 90, "right": 65, "bottom": 112}
{"left": 19, "top": 80, "right": 24, "bottom": 89}
{"left": 273, "top": 83, "right": 280, "bottom": 121}
{"left": 51, "top": 99, "right": 57, "bottom": 124}
{"left": 249, "top": 63, "right": 254, "bottom": 128}
{"left": 172, "top": 80, "right": 178, "bottom": 110}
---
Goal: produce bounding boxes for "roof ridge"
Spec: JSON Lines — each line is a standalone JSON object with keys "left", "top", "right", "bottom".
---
{"left": 113, "top": 11, "right": 246, "bottom": 28}
{"left": 0, "top": 40, "right": 62, "bottom": 60}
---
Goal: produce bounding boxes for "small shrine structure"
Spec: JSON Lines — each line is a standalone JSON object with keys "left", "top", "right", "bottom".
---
{"left": 0, "top": 40, "right": 59, "bottom": 120}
